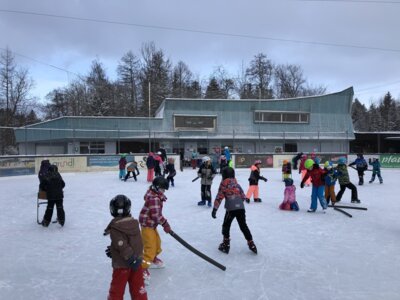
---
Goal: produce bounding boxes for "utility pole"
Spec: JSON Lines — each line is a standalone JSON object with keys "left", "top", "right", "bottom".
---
{"left": 148, "top": 82, "right": 151, "bottom": 152}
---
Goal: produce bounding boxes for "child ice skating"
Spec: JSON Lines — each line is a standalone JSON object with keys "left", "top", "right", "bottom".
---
{"left": 245, "top": 160, "right": 267, "bottom": 203}
{"left": 165, "top": 157, "right": 176, "bottom": 187}
{"left": 124, "top": 160, "right": 140, "bottom": 182}
{"left": 104, "top": 195, "right": 147, "bottom": 300}
{"left": 369, "top": 157, "right": 383, "bottom": 184}
{"left": 279, "top": 178, "right": 299, "bottom": 211}
{"left": 139, "top": 177, "right": 172, "bottom": 285}
{"left": 323, "top": 161, "right": 338, "bottom": 205}
{"left": 281, "top": 160, "right": 292, "bottom": 181}
{"left": 300, "top": 158, "right": 328, "bottom": 213}
{"left": 39, "top": 165, "right": 66, "bottom": 227}
{"left": 212, "top": 167, "right": 257, "bottom": 254}
{"left": 197, "top": 156, "right": 217, "bottom": 207}
{"left": 349, "top": 153, "right": 368, "bottom": 185}
{"left": 299, "top": 154, "right": 311, "bottom": 186}
{"left": 146, "top": 152, "right": 155, "bottom": 182}
{"left": 118, "top": 154, "right": 127, "bottom": 180}
{"left": 335, "top": 157, "right": 361, "bottom": 203}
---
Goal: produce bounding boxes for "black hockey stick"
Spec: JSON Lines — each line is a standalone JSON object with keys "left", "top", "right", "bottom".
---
{"left": 192, "top": 176, "right": 200, "bottom": 182}
{"left": 328, "top": 204, "right": 367, "bottom": 211}
{"left": 349, "top": 165, "right": 372, "bottom": 172}
{"left": 169, "top": 230, "right": 226, "bottom": 271}
{"left": 333, "top": 207, "right": 352, "bottom": 218}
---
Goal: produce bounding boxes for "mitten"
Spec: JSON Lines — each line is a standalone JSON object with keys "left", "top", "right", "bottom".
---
{"left": 300, "top": 182, "right": 305, "bottom": 189}
{"left": 162, "top": 220, "right": 171, "bottom": 233}
{"left": 262, "top": 177, "right": 268, "bottom": 182}
{"left": 105, "top": 246, "right": 112, "bottom": 258}
{"left": 127, "top": 256, "right": 142, "bottom": 271}
{"left": 211, "top": 208, "right": 217, "bottom": 219}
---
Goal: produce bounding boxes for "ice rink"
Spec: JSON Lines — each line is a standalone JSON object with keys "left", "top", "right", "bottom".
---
{"left": 1, "top": 166, "right": 399, "bottom": 300}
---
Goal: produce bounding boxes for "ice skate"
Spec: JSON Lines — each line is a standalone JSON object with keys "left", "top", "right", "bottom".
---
{"left": 197, "top": 200, "right": 206, "bottom": 206}
{"left": 245, "top": 198, "right": 250, "bottom": 203}
{"left": 351, "top": 199, "right": 361, "bottom": 203}
{"left": 254, "top": 198, "right": 262, "bottom": 203}
{"left": 149, "top": 257, "right": 165, "bottom": 269}
{"left": 248, "top": 240, "right": 257, "bottom": 254}
{"left": 218, "top": 238, "right": 230, "bottom": 254}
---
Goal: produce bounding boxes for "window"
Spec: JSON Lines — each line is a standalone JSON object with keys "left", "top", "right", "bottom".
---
{"left": 80, "top": 142, "right": 105, "bottom": 154}
{"left": 174, "top": 115, "right": 217, "bottom": 131}
{"left": 254, "top": 111, "right": 309, "bottom": 124}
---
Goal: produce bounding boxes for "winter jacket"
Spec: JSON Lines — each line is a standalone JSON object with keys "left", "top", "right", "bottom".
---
{"left": 349, "top": 157, "right": 367, "bottom": 171}
{"left": 335, "top": 164, "right": 350, "bottom": 185}
{"left": 369, "top": 159, "right": 381, "bottom": 172}
{"left": 39, "top": 172, "right": 65, "bottom": 200}
{"left": 323, "top": 169, "right": 338, "bottom": 186}
{"left": 301, "top": 164, "right": 325, "bottom": 187}
{"left": 146, "top": 153, "right": 155, "bottom": 169}
{"left": 104, "top": 216, "right": 143, "bottom": 269}
{"left": 248, "top": 165, "right": 266, "bottom": 186}
{"left": 282, "top": 162, "right": 292, "bottom": 174}
{"left": 38, "top": 160, "right": 50, "bottom": 183}
{"left": 224, "top": 149, "right": 231, "bottom": 161}
{"left": 214, "top": 178, "right": 245, "bottom": 212}
{"left": 165, "top": 163, "right": 176, "bottom": 176}
{"left": 198, "top": 163, "right": 216, "bottom": 185}
{"left": 127, "top": 161, "right": 138, "bottom": 173}
{"left": 119, "top": 158, "right": 127, "bottom": 170}
{"left": 139, "top": 187, "right": 167, "bottom": 229}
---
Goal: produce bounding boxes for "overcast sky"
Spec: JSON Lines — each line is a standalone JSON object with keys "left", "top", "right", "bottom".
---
{"left": 1, "top": 0, "right": 399, "bottom": 106}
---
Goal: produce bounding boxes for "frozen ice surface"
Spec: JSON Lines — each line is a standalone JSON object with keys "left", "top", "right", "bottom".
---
{"left": 1, "top": 167, "right": 399, "bottom": 300}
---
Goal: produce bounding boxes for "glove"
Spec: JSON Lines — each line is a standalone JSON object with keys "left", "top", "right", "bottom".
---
{"left": 300, "top": 182, "right": 305, "bottom": 189}
{"left": 162, "top": 221, "right": 172, "bottom": 233}
{"left": 127, "top": 256, "right": 142, "bottom": 271}
{"left": 211, "top": 208, "right": 217, "bottom": 219}
{"left": 105, "top": 246, "right": 112, "bottom": 258}
{"left": 262, "top": 177, "right": 268, "bottom": 182}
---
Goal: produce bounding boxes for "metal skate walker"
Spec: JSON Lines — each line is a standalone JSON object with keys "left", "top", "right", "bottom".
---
{"left": 36, "top": 189, "right": 47, "bottom": 224}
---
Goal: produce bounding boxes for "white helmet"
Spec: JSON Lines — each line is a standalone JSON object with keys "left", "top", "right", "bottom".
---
{"left": 202, "top": 156, "right": 211, "bottom": 162}
{"left": 224, "top": 146, "right": 228, "bottom": 149}
{"left": 157, "top": 151, "right": 162, "bottom": 155}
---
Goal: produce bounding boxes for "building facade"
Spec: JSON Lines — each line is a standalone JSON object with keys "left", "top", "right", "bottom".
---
{"left": 14, "top": 87, "right": 355, "bottom": 156}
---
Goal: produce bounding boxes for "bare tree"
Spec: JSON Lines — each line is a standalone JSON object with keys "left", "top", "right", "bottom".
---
{"left": 246, "top": 53, "right": 274, "bottom": 99}
{"left": 171, "top": 61, "right": 193, "bottom": 98}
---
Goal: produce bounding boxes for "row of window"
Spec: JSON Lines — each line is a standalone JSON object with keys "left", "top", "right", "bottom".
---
{"left": 173, "top": 111, "right": 309, "bottom": 130}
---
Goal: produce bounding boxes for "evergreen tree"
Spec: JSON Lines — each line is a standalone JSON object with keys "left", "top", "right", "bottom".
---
{"left": 351, "top": 98, "right": 369, "bottom": 131}
{"left": 205, "top": 77, "right": 223, "bottom": 99}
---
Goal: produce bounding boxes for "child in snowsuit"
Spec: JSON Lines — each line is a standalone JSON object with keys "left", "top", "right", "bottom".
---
{"left": 104, "top": 195, "right": 147, "bottom": 300}
{"left": 299, "top": 154, "right": 311, "bottom": 186}
{"left": 211, "top": 167, "right": 257, "bottom": 254}
{"left": 281, "top": 160, "right": 292, "bottom": 181}
{"left": 224, "top": 146, "right": 231, "bottom": 165}
{"left": 335, "top": 157, "right": 361, "bottom": 203}
{"left": 139, "top": 177, "right": 172, "bottom": 286}
{"left": 349, "top": 153, "right": 368, "bottom": 185}
{"left": 154, "top": 152, "right": 163, "bottom": 177}
{"left": 40, "top": 165, "right": 66, "bottom": 227}
{"left": 146, "top": 152, "right": 155, "bottom": 182}
{"left": 118, "top": 154, "right": 128, "bottom": 180}
{"left": 300, "top": 158, "right": 327, "bottom": 213}
{"left": 292, "top": 152, "right": 303, "bottom": 170}
{"left": 38, "top": 159, "right": 51, "bottom": 185}
{"left": 197, "top": 156, "right": 217, "bottom": 207}
{"left": 279, "top": 178, "right": 299, "bottom": 211}
{"left": 245, "top": 160, "right": 267, "bottom": 203}
{"left": 323, "top": 161, "right": 338, "bottom": 205}
{"left": 124, "top": 160, "right": 140, "bottom": 182}
{"left": 165, "top": 157, "right": 176, "bottom": 187}
{"left": 219, "top": 155, "right": 228, "bottom": 173}
{"left": 369, "top": 158, "right": 383, "bottom": 184}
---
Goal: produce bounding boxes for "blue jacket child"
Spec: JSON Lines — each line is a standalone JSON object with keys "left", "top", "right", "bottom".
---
{"left": 368, "top": 158, "right": 383, "bottom": 184}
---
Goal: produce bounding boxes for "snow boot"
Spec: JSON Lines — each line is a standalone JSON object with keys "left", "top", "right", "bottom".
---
{"left": 245, "top": 198, "right": 250, "bottom": 204}
{"left": 254, "top": 198, "right": 262, "bottom": 203}
{"left": 197, "top": 200, "right": 206, "bottom": 206}
{"left": 248, "top": 240, "right": 257, "bottom": 254}
{"left": 218, "top": 238, "right": 230, "bottom": 254}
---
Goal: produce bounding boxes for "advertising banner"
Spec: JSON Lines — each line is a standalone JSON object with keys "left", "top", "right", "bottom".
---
{"left": 35, "top": 157, "right": 87, "bottom": 173}
{"left": 234, "top": 154, "right": 273, "bottom": 168}
{"left": 0, "top": 157, "right": 35, "bottom": 177}
{"left": 87, "top": 155, "right": 134, "bottom": 167}
{"left": 380, "top": 154, "right": 400, "bottom": 168}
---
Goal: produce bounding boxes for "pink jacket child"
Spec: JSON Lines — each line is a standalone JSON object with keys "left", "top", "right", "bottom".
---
{"left": 279, "top": 178, "right": 299, "bottom": 211}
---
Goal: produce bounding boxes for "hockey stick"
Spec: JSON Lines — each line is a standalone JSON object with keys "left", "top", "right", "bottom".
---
{"left": 192, "top": 176, "right": 200, "bottom": 182}
{"left": 328, "top": 204, "right": 367, "bottom": 211}
{"left": 169, "top": 230, "right": 226, "bottom": 271}
{"left": 349, "top": 165, "right": 372, "bottom": 172}
{"left": 333, "top": 207, "right": 352, "bottom": 218}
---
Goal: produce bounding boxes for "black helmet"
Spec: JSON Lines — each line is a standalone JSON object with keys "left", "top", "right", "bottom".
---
{"left": 284, "top": 178, "right": 294, "bottom": 187}
{"left": 152, "top": 176, "right": 169, "bottom": 191}
{"left": 109, "top": 194, "right": 131, "bottom": 217}
{"left": 222, "top": 167, "right": 235, "bottom": 180}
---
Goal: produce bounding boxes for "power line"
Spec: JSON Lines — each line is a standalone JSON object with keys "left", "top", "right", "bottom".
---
{"left": 1, "top": 8, "right": 400, "bottom": 54}
{"left": 294, "top": 0, "right": 400, "bottom": 4}
{"left": 0, "top": 47, "right": 80, "bottom": 77}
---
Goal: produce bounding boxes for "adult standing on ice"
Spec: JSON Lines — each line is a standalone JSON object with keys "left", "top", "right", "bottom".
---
{"left": 197, "top": 156, "right": 217, "bottom": 207}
